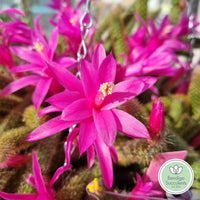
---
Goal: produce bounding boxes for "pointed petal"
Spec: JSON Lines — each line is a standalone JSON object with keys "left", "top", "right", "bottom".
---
{"left": 92, "top": 43, "right": 106, "bottom": 70}
{"left": 11, "top": 47, "right": 42, "bottom": 65}
{"left": 109, "top": 146, "right": 118, "bottom": 163}
{"left": 61, "top": 98, "right": 92, "bottom": 121}
{"left": 27, "top": 116, "right": 75, "bottom": 141}
{"left": 87, "top": 145, "right": 95, "bottom": 169}
{"left": 50, "top": 165, "right": 72, "bottom": 187}
{"left": 0, "top": 191, "right": 37, "bottom": 200}
{"left": 11, "top": 64, "right": 42, "bottom": 73}
{"left": 102, "top": 77, "right": 158, "bottom": 110}
{"left": 1, "top": 75, "right": 41, "bottom": 96}
{"left": 94, "top": 135, "right": 113, "bottom": 189}
{"left": 37, "top": 106, "right": 61, "bottom": 117}
{"left": 80, "top": 59, "right": 99, "bottom": 98}
{"left": 46, "top": 90, "right": 83, "bottom": 109}
{"left": 98, "top": 52, "right": 116, "bottom": 84}
{"left": 32, "top": 77, "right": 52, "bottom": 109}
{"left": 49, "top": 27, "right": 58, "bottom": 60}
{"left": 93, "top": 109, "right": 117, "bottom": 146}
{"left": 65, "top": 127, "right": 79, "bottom": 166}
{"left": 32, "top": 151, "right": 47, "bottom": 194}
{"left": 0, "top": 8, "right": 25, "bottom": 16}
{"left": 34, "top": 14, "right": 45, "bottom": 35}
{"left": 112, "top": 109, "right": 150, "bottom": 139}
{"left": 47, "top": 62, "right": 82, "bottom": 92}
{"left": 26, "top": 174, "right": 36, "bottom": 188}
{"left": 79, "top": 120, "right": 97, "bottom": 155}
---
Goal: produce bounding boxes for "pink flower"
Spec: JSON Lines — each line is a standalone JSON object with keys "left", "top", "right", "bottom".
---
{"left": 0, "top": 9, "right": 32, "bottom": 71}
{"left": 0, "top": 151, "right": 71, "bottom": 200}
{"left": 127, "top": 173, "right": 164, "bottom": 200}
{"left": 117, "top": 13, "right": 194, "bottom": 81}
{"left": 127, "top": 151, "right": 188, "bottom": 200}
{"left": 48, "top": 0, "right": 95, "bottom": 58}
{"left": 1, "top": 16, "right": 76, "bottom": 109}
{"left": 27, "top": 44, "right": 158, "bottom": 188}
{"left": 0, "top": 8, "right": 32, "bottom": 45}
{"left": 148, "top": 98, "right": 165, "bottom": 142}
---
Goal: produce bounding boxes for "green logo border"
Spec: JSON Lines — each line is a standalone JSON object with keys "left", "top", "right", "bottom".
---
{"left": 158, "top": 159, "right": 194, "bottom": 195}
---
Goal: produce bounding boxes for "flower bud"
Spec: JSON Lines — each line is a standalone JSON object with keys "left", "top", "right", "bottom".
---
{"left": 148, "top": 98, "right": 165, "bottom": 140}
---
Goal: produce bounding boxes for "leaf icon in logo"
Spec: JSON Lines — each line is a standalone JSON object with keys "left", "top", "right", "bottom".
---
{"left": 169, "top": 165, "right": 183, "bottom": 174}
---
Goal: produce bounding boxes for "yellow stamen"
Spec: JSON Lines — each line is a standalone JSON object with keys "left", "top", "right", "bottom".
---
{"left": 99, "top": 82, "right": 115, "bottom": 99}
{"left": 33, "top": 39, "right": 44, "bottom": 53}
{"left": 70, "top": 15, "right": 78, "bottom": 26}
{"left": 163, "top": 25, "right": 172, "bottom": 35}
{"left": 87, "top": 178, "right": 103, "bottom": 195}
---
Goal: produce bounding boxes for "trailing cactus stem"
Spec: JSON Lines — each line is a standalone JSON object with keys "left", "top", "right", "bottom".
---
{"left": 188, "top": 66, "right": 200, "bottom": 119}
{"left": 109, "top": 10, "right": 127, "bottom": 64}
{"left": 0, "top": 126, "right": 34, "bottom": 162}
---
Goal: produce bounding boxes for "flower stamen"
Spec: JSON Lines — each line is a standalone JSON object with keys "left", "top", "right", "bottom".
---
{"left": 87, "top": 178, "right": 103, "bottom": 196}
{"left": 70, "top": 15, "right": 78, "bottom": 26}
{"left": 99, "top": 82, "right": 114, "bottom": 100}
{"left": 33, "top": 39, "right": 44, "bottom": 53}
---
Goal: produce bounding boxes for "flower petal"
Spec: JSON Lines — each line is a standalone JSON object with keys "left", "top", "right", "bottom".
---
{"left": 32, "top": 77, "right": 52, "bottom": 109}
{"left": 98, "top": 52, "right": 116, "bottom": 84}
{"left": 47, "top": 62, "right": 82, "bottom": 92}
{"left": 49, "top": 27, "right": 58, "bottom": 60}
{"left": 112, "top": 109, "right": 150, "bottom": 139}
{"left": 109, "top": 146, "right": 118, "bottom": 163}
{"left": 93, "top": 109, "right": 117, "bottom": 146}
{"left": 61, "top": 98, "right": 92, "bottom": 121}
{"left": 27, "top": 116, "right": 75, "bottom": 141}
{"left": 80, "top": 59, "right": 99, "bottom": 98}
{"left": 1, "top": 75, "right": 41, "bottom": 96}
{"left": 94, "top": 134, "right": 113, "bottom": 189}
{"left": 46, "top": 90, "right": 83, "bottom": 109}
{"left": 37, "top": 106, "right": 61, "bottom": 117}
{"left": 26, "top": 174, "right": 36, "bottom": 187}
{"left": 65, "top": 127, "right": 79, "bottom": 166}
{"left": 50, "top": 165, "right": 72, "bottom": 187}
{"left": 87, "top": 145, "right": 95, "bottom": 169}
{"left": 0, "top": 191, "right": 37, "bottom": 200}
{"left": 92, "top": 43, "right": 106, "bottom": 70}
{"left": 102, "top": 77, "right": 158, "bottom": 110}
{"left": 11, "top": 64, "right": 42, "bottom": 73}
{"left": 0, "top": 8, "right": 25, "bottom": 16}
{"left": 11, "top": 47, "right": 42, "bottom": 65}
{"left": 79, "top": 120, "right": 97, "bottom": 155}
{"left": 32, "top": 151, "right": 47, "bottom": 194}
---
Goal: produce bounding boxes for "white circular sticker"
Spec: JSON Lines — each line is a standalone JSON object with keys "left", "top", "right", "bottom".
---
{"left": 158, "top": 159, "right": 194, "bottom": 195}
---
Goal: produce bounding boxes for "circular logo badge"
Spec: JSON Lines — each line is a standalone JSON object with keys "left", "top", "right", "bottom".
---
{"left": 158, "top": 159, "right": 194, "bottom": 195}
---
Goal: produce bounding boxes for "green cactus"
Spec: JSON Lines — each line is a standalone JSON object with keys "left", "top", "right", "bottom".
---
{"left": 0, "top": 126, "right": 34, "bottom": 162}
{"left": 109, "top": 9, "right": 128, "bottom": 64}
{"left": 135, "top": 0, "right": 148, "bottom": 22}
{"left": 169, "top": 0, "right": 181, "bottom": 24}
{"left": 188, "top": 66, "right": 200, "bottom": 119}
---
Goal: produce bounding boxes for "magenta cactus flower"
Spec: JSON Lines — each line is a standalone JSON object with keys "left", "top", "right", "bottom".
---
{"left": 27, "top": 43, "right": 158, "bottom": 188}
{"left": 48, "top": 0, "right": 95, "bottom": 58}
{"left": 148, "top": 98, "right": 165, "bottom": 142}
{"left": 0, "top": 151, "right": 71, "bottom": 200}
{"left": 0, "top": 9, "right": 32, "bottom": 71}
{"left": 1, "top": 17, "right": 76, "bottom": 109}
{"left": 0, "top": 8, "right": 32, "bottom": 45}
{"left": 117, "top": 13, "right": 195, "bottom": 82}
